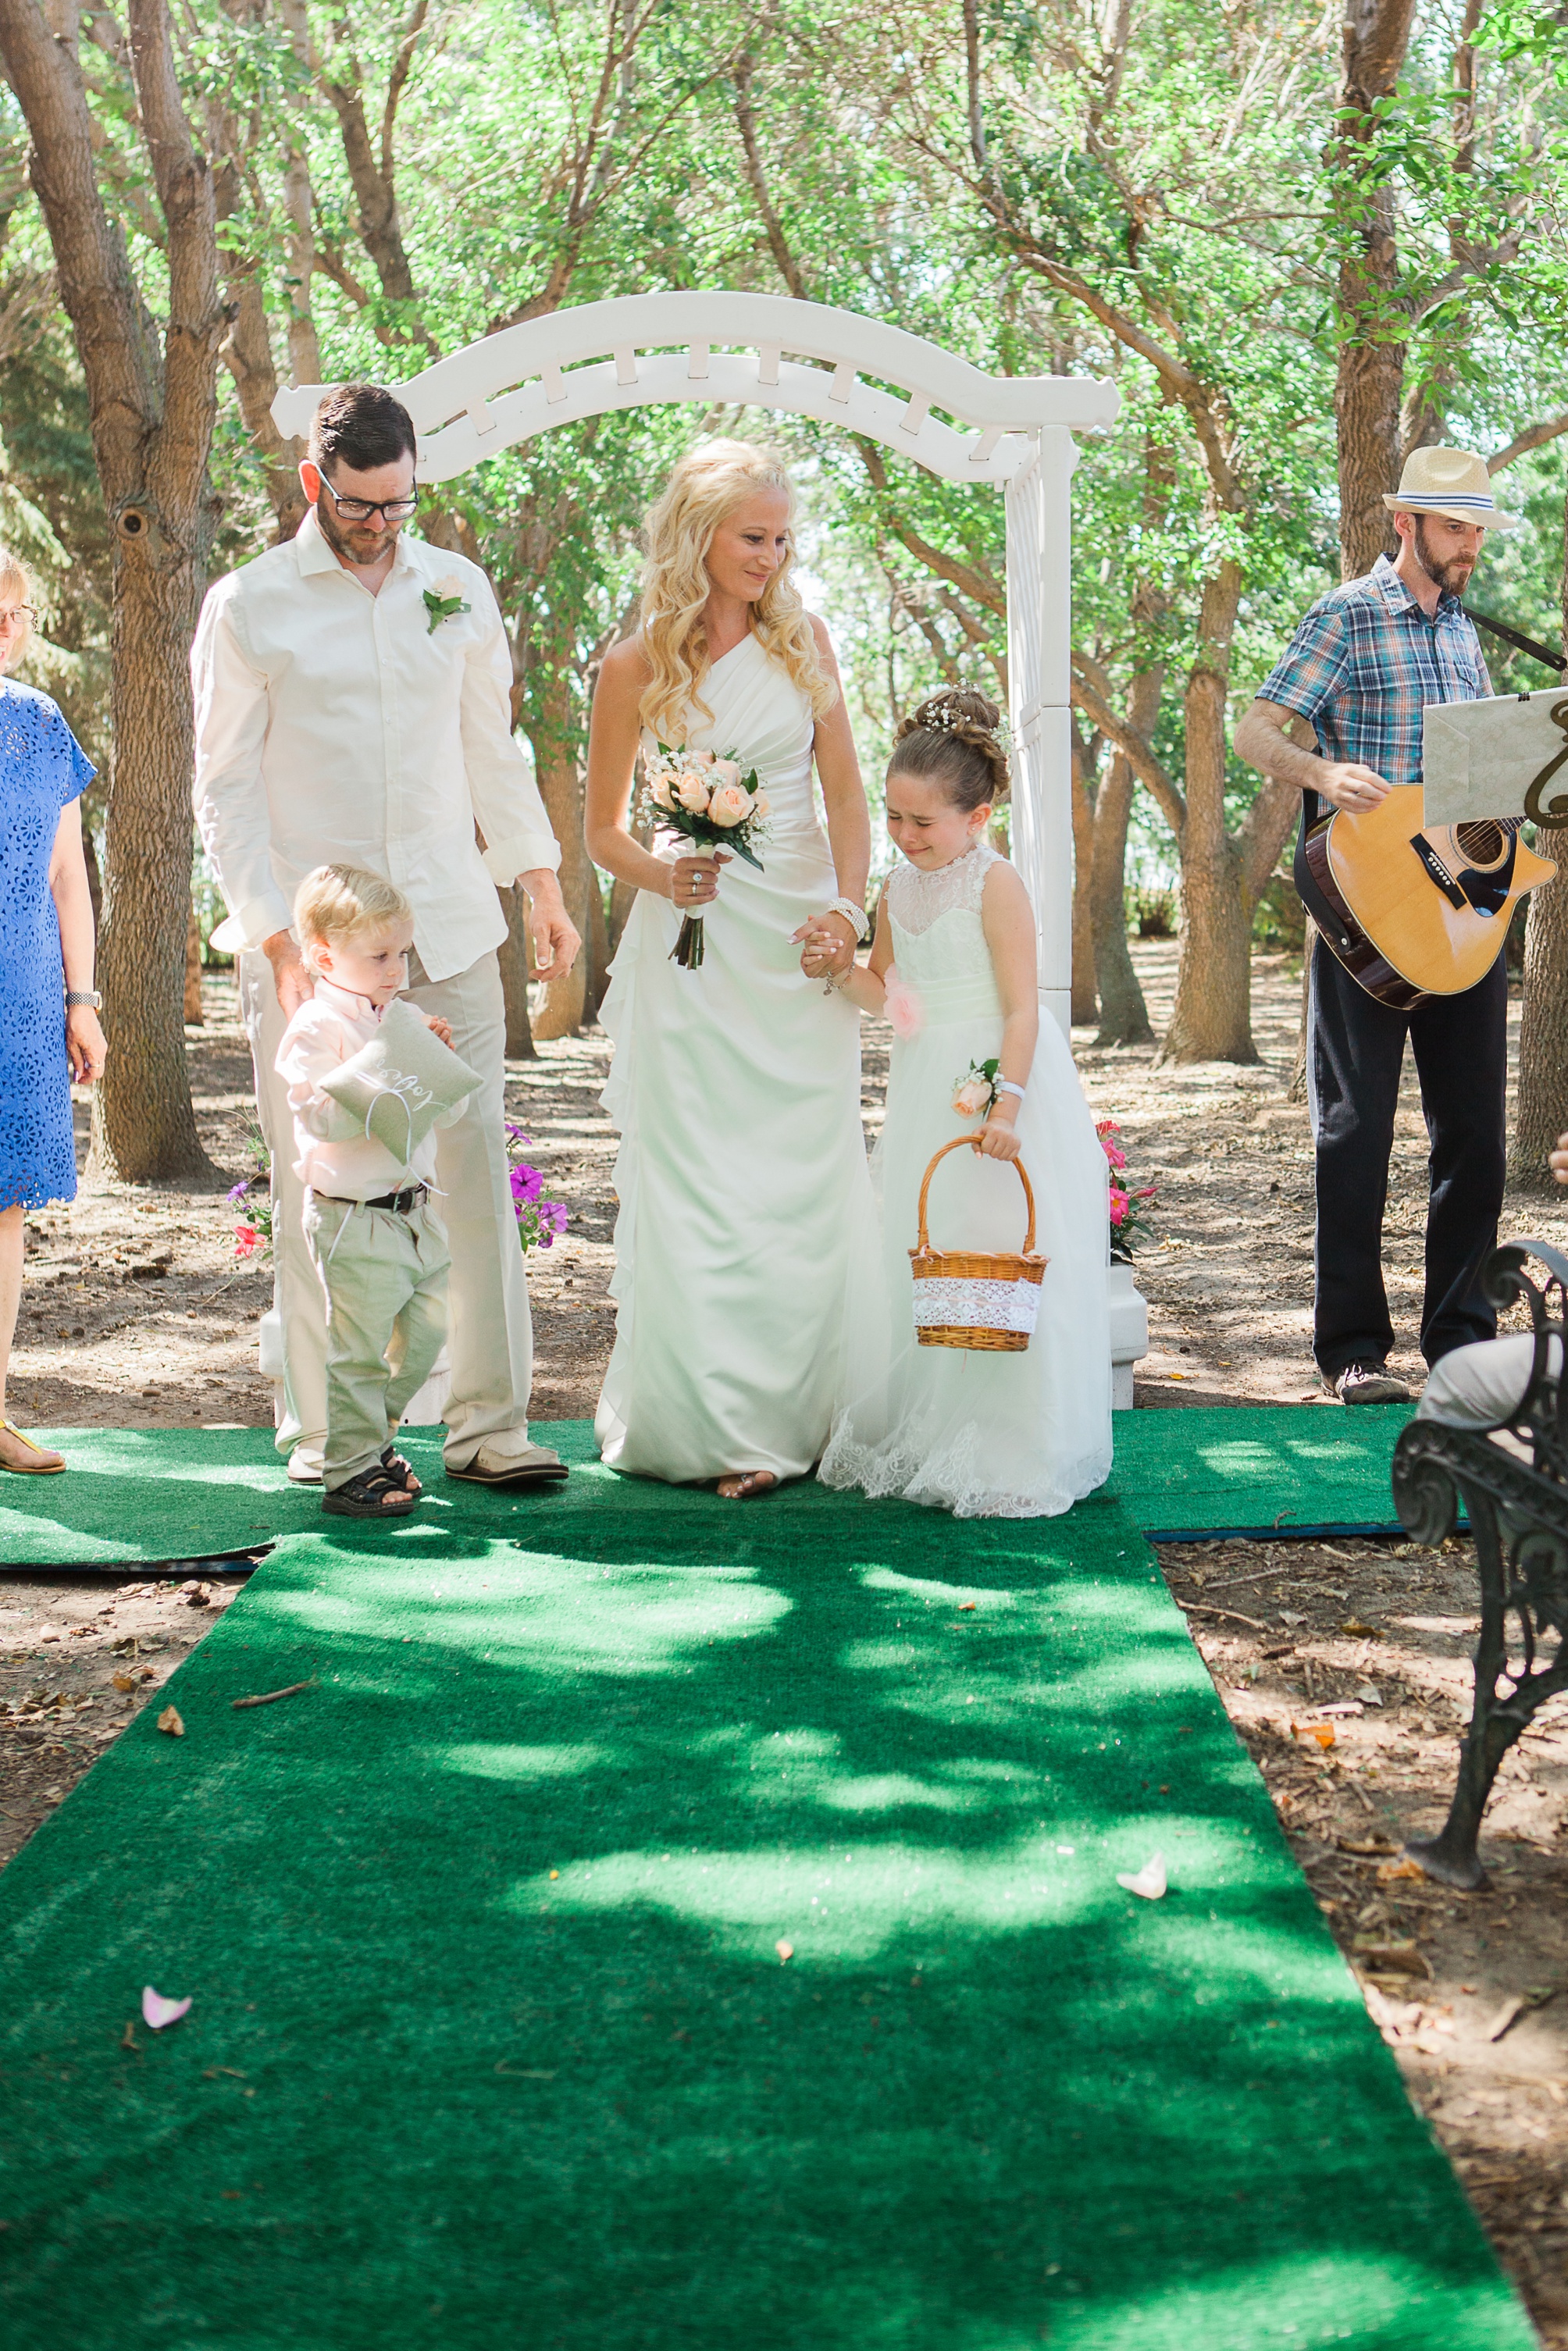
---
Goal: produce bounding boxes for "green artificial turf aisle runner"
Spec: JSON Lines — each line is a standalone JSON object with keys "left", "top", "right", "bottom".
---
{"left": 0, "top": 1406, "right": 1419, "bottom": 1566}
{"left": 0, "top": 1465, "right": 1529, "bottom": 2349}
{"left": 1107, "top": 1403, "right": 1415, "bottom": 1538}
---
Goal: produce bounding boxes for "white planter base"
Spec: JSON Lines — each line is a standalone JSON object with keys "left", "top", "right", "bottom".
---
{"left": 1108, "top": 1260, "right": 1149, "bottom": 1412}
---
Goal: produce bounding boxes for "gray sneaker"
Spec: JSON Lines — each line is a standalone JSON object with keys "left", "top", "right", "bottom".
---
{"left": 1332, "top": 1361, "right": 1413, "bottom": 1406}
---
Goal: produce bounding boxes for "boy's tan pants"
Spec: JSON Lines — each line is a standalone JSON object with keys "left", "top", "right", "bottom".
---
{"left": 302, "top": 1192, "right": 451, "bottom": 1491}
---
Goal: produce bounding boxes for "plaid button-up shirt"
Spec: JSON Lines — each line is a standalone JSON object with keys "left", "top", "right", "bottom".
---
{"left": 1256, "top": 553, "right": 1491, "bottom": 789}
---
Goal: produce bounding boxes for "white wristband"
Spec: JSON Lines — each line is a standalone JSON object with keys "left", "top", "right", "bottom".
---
{"left": 995, "top": 1080, "right": 1026, "bottom": 1102}
{"left": 829, "top": 896, "right": 870, "bottom": 944}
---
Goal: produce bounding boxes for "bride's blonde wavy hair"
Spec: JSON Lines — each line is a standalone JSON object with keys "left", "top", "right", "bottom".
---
{"left": 638, "top": 440, "right": 836, "bottom": 742}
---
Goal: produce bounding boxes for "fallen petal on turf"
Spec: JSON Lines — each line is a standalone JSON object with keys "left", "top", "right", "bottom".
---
{"left": 157, "top": 1705, "right": 184, "bottom": 1737}
{"left": 142, "top": 1986, "right": 191, "bottom": 2030}
{"left": 1116, "top": 1853, "right": 1167, "bottom": 1900}
{"left": 775, "top": 1940, "right": 794, "bottom": 1962}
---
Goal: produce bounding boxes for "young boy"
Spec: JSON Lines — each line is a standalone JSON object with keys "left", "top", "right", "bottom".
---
{"left": 277, "top": 865, "right": 471, "bottom": 1518}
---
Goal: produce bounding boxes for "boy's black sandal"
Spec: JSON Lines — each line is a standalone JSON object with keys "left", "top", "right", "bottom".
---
{"left": 380, "top": 1444, "right": 421, "bottom": 1494}
{"left": 323, "top": 1463, "right": 420, "bottom": 1518}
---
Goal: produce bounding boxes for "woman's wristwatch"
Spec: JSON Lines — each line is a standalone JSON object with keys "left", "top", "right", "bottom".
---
{"left": 66, "top": 989, "right": 102, "bottom": 1009}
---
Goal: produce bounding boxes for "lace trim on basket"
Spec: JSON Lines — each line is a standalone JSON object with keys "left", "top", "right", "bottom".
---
{"left": 884, "top": 841, "right": 1000, "bottom": 935}
{"left": 911, "top": 1273, "right": 1042, "bottom": 1335}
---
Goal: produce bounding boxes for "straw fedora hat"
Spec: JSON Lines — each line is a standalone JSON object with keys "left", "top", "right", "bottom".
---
{"left": 1381, "top": 444, "right": 1517, "bottom": 529}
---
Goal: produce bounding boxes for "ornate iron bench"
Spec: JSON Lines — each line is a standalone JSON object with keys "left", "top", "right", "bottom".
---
{"left": 1391, "top": 1239, "right": 1568, "bottom": 1890}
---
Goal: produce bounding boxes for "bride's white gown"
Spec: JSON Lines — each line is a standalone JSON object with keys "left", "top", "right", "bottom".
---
{"left": 595, "top": 632, "right": 874, "bottom": 1483}
{"left": 820, "top": 843, "right": 1113, "bottom": 1518}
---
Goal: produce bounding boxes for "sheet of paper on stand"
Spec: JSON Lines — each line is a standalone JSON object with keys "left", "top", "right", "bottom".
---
{"left": 1421, "top": 686, "right": 1568, "bottom": 825}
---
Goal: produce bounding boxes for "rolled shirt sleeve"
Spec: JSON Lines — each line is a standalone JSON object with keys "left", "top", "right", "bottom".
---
{"left": 461, "top": 578, "right": 561, "bottom": 885}
{"left": 191, "top": 579, "right": 295, "bottom": 952}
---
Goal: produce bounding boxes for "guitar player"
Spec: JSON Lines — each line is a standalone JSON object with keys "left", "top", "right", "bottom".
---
{"left": 1235, "top": 446, "right": 1516, "bottom": 1406}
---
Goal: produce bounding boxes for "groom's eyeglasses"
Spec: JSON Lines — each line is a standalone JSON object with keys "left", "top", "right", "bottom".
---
{"left": 318, "top": 474, "right": 419, "bottom": 525}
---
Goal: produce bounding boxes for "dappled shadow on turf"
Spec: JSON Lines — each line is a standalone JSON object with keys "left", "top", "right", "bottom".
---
{"left": 0, "top": 1496, "right": 1531, "bottom": 2349}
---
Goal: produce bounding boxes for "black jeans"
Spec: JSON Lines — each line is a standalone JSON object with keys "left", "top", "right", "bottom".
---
{"left": 1308, "top": 942, "right": 1507, "bottom": 1379}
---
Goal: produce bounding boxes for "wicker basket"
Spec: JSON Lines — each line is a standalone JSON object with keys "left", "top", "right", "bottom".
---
{"left": 908, "top": 1136, "right": 1047, "bottom": 1352}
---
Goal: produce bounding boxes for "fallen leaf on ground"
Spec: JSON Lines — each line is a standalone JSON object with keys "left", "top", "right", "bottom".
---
{"left": 156, "top": 1705, "right": 184, "bottom": 1737}
{"left": 775, "top": 1940, "right": 794, "bottom": 1962}
{"left": 1355, "top": 1683, "right": 1384, "bottom": 1704}
{"left": 1341, "top": 1618, "right": 1382, "bottom": 1637}
{"left": 112, "top": 1671, "right": 137, "bottom": 1693}
{"left": 119, "top": 2021, "right": 138, "bottom": 2050}
{"left": 1353, "top": 1938, "right": 1431, "bottom": 1978}
{"left": 1487, "top": 1989, "right": 1558, "bottom": 2043}
{"left": 1292, "top": 1721, "right": 1337, "bottom": 1749}
{"left": 141, "top": 1986, "right": 191, "bottom": 2031}
{"left": 1278, "top": 1610, "right": 1306, "bottom": 1626}
{"left": 1116, "top": 1853, "right": 1167, "bottom": 1900}
{"left": 1338, "top": 1834, "right": 1398, "bottom": 1856}
{"left": 1377, "top": 1858, "right": 1425, "bottom": 1883}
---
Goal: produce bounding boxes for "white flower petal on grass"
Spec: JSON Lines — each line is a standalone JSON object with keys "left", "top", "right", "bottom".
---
{"left": 141, "top": 1985, "right": 192, "bottom": 2031}
{"left": 1116, "top": 1852, "right": 1167, "bottom": 1900}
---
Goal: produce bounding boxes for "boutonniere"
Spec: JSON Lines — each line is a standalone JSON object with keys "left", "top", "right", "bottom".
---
{"left": 423, "top": 575, "right": 472, "bottom": 635}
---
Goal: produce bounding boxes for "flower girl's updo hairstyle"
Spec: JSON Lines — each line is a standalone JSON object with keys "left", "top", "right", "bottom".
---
{"left": 889, "top": 687, "right": 1010, "bottom": 812}
{"left": 638, "top": 439, "right": 837, "bottom": 743}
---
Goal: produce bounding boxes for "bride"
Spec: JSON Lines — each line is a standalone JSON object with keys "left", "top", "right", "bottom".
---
{"left": 584, "top": 440, "right": 875, "bottom": 1498}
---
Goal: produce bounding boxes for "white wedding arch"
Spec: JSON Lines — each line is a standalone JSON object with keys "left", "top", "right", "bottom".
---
{"left": 270, "top": 290, "right": 1118, "bottom": 1035}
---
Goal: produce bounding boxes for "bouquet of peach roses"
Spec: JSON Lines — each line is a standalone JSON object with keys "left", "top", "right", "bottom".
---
{"left": 639, "top": 741, "right": 770, "bottom": 970}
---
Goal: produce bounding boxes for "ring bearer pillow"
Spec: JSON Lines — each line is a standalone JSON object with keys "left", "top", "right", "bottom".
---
{"left": 318, "top": 997, "right": 481, "bottom": 1164}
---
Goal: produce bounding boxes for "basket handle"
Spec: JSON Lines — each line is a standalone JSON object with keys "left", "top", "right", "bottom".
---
{"left": 914, "top": 1134, "right": 1036, "bottom": 1256}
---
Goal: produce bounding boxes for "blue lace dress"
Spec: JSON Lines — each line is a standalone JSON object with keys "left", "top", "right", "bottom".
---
{"left": 0, "top": 682, "right": 94, "bottom": 1211}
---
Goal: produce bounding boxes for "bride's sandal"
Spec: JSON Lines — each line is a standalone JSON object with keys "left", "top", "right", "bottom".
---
{"left": 0, "top": 1421, "right": 66, "bottom": 1476}
{"left": 717, "top": 1469, "right": 778, "bottom": 1501}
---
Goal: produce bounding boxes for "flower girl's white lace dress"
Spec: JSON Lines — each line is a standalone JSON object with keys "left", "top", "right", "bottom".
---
{"left": 820, "top": 842, "right": 1112, "bottom": 1518}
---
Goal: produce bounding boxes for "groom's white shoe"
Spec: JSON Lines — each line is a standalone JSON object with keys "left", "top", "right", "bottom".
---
{"left": 445, "top": 1431, "right": 569, "bottom": 1487}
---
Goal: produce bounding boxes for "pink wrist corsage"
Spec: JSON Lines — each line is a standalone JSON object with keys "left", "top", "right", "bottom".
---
{"left": 883, "top": 967, "right": 925, "bottom": 1041}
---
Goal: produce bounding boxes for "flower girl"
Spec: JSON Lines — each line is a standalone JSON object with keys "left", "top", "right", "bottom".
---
{"left": 818, "top": 690, "right": 1113, "bottom": 1518}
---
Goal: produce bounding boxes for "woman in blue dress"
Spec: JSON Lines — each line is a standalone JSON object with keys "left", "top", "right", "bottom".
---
{"left": 0, "top": 549, "right": 106, "bottom": 1474}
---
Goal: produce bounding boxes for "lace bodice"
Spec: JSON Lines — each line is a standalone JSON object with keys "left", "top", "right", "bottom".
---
{"left": 883, "top": 842, "right": 1004, "bottom": 1021}
{"left": 884, "top": 840, "right": 1000, "bottom": 934}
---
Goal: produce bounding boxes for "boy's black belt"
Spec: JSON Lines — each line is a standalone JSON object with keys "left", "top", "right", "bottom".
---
{"left": 319, "top": 1183, "right": 427, "bottom": 1214}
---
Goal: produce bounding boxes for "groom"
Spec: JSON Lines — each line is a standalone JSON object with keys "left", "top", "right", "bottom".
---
{"left": 193, "top": 382, "right": 579, "bottom": 1487}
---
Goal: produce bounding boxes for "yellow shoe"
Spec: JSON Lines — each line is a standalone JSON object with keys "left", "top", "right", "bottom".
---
{"left": 0, "top": 1421, "right": 66, "bottom": 1474}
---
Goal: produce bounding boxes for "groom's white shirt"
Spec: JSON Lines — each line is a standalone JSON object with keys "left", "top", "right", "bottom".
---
{"left": 191, "top": 508, "right": 559, "bottom": 985}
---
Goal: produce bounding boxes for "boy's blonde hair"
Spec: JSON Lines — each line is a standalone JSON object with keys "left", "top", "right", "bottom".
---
{"left": 294, "top": 864, "right": 412, "bottom": 960}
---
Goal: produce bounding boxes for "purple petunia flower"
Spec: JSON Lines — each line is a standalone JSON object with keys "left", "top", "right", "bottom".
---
{"left": 227, "top": 1179, "right": 250, "bottom": 1202}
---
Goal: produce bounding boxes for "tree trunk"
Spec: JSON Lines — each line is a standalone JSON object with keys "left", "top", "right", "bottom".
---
{"left": 1334, "top": 0, "right": 1418, "bottom": 581}
{"left": 1069, "top": 724, "right": 1099, "bottom": 1027}
{"left": 1512, "top": 491, "right": 1568, "bottom": 1185}
{"left": 1161, "top": 560, "right": 1256, "bottom": 1062}
{"left": 2, "top": 0, "right": 223, "bottom": 1184}
{"left": 495, "top": 884, "right": 536, "bottom": 1060}
{"left": 1288, "top": 919, "right": 1316, "bottom": 1104}
{"left": 184, "top": 896, "right": 203, "bottom": 1024}
{"left": 90, "top": 566, "right": 216, "bottom": 1181}
{"left": 526, "top": 667, "right": 594, "bottom": 1040}
{"left": 1090, "top": 756, "right": 1153, "bottom": 1047}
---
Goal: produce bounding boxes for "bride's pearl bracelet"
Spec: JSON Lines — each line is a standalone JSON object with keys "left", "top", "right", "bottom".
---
{"left": 828, "top": 896, "right": 871, "bottom": 943}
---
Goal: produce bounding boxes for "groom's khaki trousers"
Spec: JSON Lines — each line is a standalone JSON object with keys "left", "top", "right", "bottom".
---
{"left": 241, "top": 944, "right": 533, "bottom": 1469}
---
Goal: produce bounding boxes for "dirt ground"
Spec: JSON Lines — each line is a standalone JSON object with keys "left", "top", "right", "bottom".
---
{"left": 3, "top": 946, "right": 1566, "bottom": 2339}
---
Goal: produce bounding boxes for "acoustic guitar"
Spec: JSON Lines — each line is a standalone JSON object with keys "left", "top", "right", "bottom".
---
{"left": 1299, "top": 794, "right": 1556, "bottom": 1012}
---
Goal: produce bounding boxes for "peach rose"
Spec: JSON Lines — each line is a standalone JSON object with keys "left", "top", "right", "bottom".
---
{"left": 648, "top": 768, "right": 678, "bottom": 811}
{"left": 707, "top": 782, "right": 755, "bottom": 828}
{"left": 433, "top": 573, "right": 467, "bottom": 600}
{"left": 953, "top": 1078, "right": 991, "bottom": 1118}
{"left": 674, "top": 768, "right": 713, "bottom": 812}
{"left": 708, "top": 757, "right": 743, "bottom": 790}
{"left": 753, "top": 788, "right": 771, "bottom": 819}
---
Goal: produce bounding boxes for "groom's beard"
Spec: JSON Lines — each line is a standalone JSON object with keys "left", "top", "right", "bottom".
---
{"left": 315, "top": 496, "right": 401, "bottom": 572}
{"left": 1413, "top": 517, "right": 1476, "bottom": 597}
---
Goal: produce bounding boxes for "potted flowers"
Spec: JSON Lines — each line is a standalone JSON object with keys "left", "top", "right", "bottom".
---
{"left": 1098, "top": 1120, "right": 1153, "bottom": 1409}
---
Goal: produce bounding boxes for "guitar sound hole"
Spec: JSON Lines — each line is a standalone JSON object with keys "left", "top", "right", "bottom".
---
{"left": 1456, "top": 821, "right": 1506, "bottom": 867}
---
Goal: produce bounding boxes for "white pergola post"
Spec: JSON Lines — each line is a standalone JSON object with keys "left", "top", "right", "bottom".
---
{"left": 273, "top": 292, "right": 1117, "bottom": 1038}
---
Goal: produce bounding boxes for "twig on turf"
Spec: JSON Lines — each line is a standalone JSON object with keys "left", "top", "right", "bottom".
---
{"left": 231, "top": 1679, "right": 317, "bottom": 1710}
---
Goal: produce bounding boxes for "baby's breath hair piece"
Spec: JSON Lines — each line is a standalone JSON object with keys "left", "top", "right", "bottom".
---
{"left": 889, "top": 686, "right": 1011, "bottom": 812}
